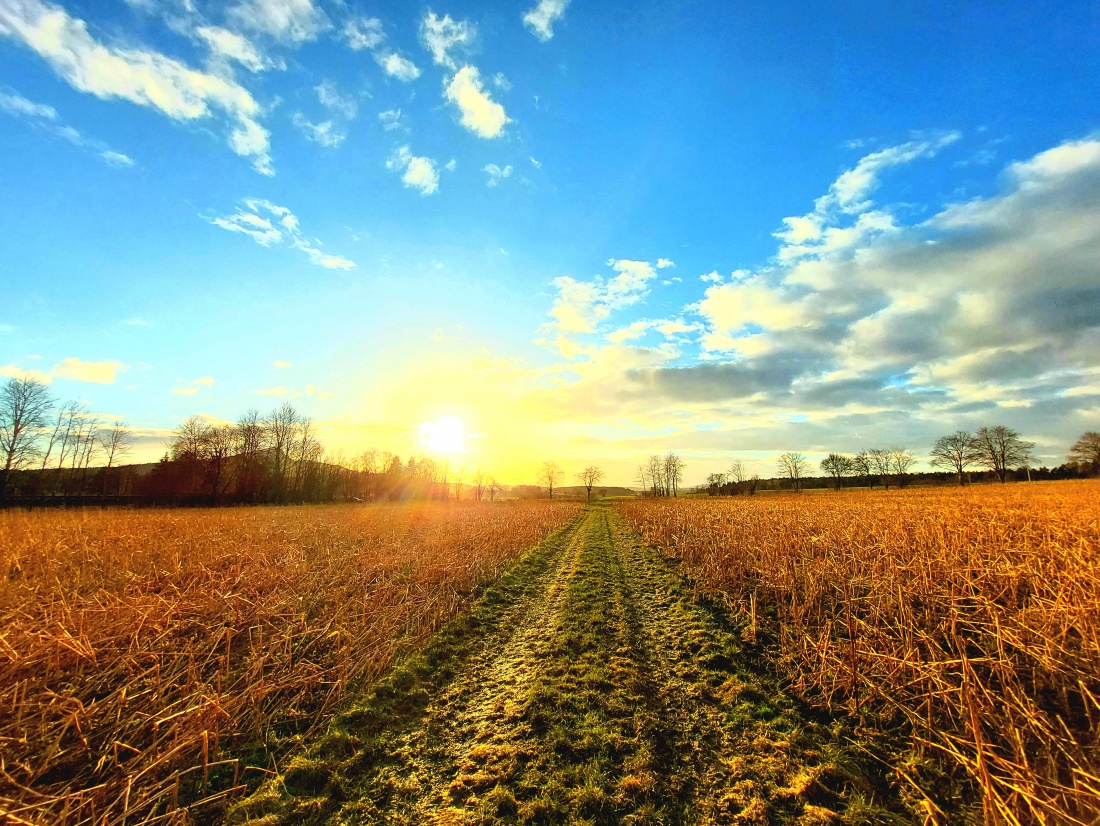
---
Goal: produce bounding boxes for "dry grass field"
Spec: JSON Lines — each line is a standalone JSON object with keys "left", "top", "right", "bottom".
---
{"left": 617, "top": 481, "right": 1100, "bottom": 825}
{"left": 0, "top": 500, "right": 582, "bottom": 826}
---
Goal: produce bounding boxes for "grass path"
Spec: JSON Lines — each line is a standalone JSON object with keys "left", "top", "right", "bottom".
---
{"left": 231, "top": 504, "right": 913, "bottom": 825}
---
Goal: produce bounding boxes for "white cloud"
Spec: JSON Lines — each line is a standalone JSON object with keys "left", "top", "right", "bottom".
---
{"left": 210, "top": 198, "right": 356, "bottom": 268}
{"left": 171, "top": 375, "right": 215, "bottom": 395}
{"left": 483, "top": 163, "right": 512, "bottom": 186}
{"left": 387, "top": 145, "right": 439, "bottom": 195}
{"left": 419, "top": 11, "right": 475, "bottom": 69}
{"left": 292, "top": 114, "right": 344, "bottom": 147}
{"left": 530, "top": 156, "right": 542, "bottom": 169}
{"left": 1, "top": 356, "right": 127, "bottom": 385}
{"left": 0, "top": 88, "right": 56, "bottom": 119}
{"left": 657, "top": 258, "right": 675, "bottom": 269}
{"left": 255, "top": 385, "right": 302, "bottom": 398}
{"left": 195, "top": 26, "right": 271, "bottom": 72}
{"left": 523, "top": 0, "right": 570, "bottom": 41}
{"left": 228, "top": 0, "right": 327, "bottom": 44}
{"left": 492, "top": 72, "right": 511, "bottom": 90}
{"left": 700, "top": 271, "right": 723, "bottom": 283}
{"left": 0, "top": 0, "right": 273, "bottom": 174}
{"left": 100, "top": 149, "right": 134, "bottom": 167}
{"left": 444, "top": 66, "right": 508, "bottom": 139}
{"left": 375, "top": 51, "right": 420, "bottom": 82}
{"left": 341, "top": 15, "right": 383, "bottom": 51}
{"left": 315, "top": 79, "right": 356, "bottom": 118}
{"left": 125, "top": 317, "right": 153, "bottom": 326}
{"left": 378, "top": 108, "right": 402, "bottom": 130}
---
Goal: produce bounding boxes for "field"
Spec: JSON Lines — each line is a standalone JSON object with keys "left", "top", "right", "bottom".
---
{"left": 2, "top": 484, "right": 1097, "bottom": 826}
{"left": 0, "top": 501, "right": 581, "bottom": 826}
{"left": 617, "top": 481, "right": 1100, "bottom": 825}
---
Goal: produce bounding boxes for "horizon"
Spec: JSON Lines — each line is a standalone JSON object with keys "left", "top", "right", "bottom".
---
{"left": 2, "top": 0, "right": 1099, "bottom": 488}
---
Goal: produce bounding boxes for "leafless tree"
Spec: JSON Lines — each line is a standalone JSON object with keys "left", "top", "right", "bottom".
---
{"left": 706, "top": 472, "right": 726, "bottom": 496}
{"left": 488, "top": 477, "right": 500, "bottom": 502}
{"left": 0, "top": 377, "right": 53, "bottom": 500}
{"left": 930, "top": 431, "right": 981, "bottom": 485}
{"left": 973, "top": 426, "right": 1034, "bottom": 483}
{"left": 265, "top": 403, "right": 300, "bottom": 498}
{"left": 747, "top": 473, "right": 760, "bottom": 495}
{"left": 539, "top": 460, "right": 564, "bottom": 499}
{"left": 98, "top": 419, "right": 133, "bottom": 469}
{"left": 647, "top": 454, "right": 664, "bottom": 496}
{"left": 820, "top": 453, "right": 853, "bottom": 490}
{"left": 729, "top": 460, "right": 747, "bottom": 494}
{"left": 868, "top": 448, "right": 893, "bottom": 490}
{"left": 473, "top": 469, "right": 486, "bottom": 501}
{"left": 1069, "top": 431, "right": 1100, "bottom": 474}
{"left": 452, "top": 468, "right": 465, "bottom": 501}
{"left": 777, "top": 451, "right": 808, "bottom": 492}
{"left": 663, "top": 452, "right": 685, "bottom": 497}
{"left": 576, "top": 465, "right": 604, "bottom": 500}
{"left": 889, "top": 447, "right": 917, "bottom": 488}
{"left": 204, "top": 424, "right": 237, "bottom": 504}
{"left": 851, "top": 450, "right": 873, "bottom": 488}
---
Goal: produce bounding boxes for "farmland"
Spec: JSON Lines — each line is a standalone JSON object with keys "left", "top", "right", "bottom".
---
{"left": 618, "top": 481, "right": 1100, "bottom": 825}
{"left": 0, "top": 501, "right": 581, "bottom": 825}
{"left": 2, "top": 483, "right": 1098, "bottom": 825}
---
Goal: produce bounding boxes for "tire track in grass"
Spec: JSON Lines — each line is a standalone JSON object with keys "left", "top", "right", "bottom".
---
{"left": 230, "top": 504, "right": 915, "bottom": 825}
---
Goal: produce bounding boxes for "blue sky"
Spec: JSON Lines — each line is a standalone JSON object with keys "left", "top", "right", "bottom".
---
{"left": 1, "top": 0, "right": 1099, "bottom": 484}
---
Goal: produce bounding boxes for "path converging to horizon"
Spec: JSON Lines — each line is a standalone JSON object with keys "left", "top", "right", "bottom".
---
{"left": 232, "top": 504, "right": 909, "bottom": 825}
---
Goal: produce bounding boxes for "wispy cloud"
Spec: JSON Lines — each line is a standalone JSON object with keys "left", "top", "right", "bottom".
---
{"left": 483, "top": 163, "right": 512, "bottom": 186}
{"left": 227, "top": 0, "right": 328, "bottom": 44}
{"left": 387, "top": 145, "right": 440, "bottom": 195}
{"left": 419, "top": 11, "right": 475, "bottom": 70}
{"left": 375, "top": 51, "right": 421, "bottom": 82}
{"left": 0, "top": 0, "right": 273, "bottom": 174}
{"left": 195, "top": 25, "right": 274, "bottom": 72}
{"left": 341, "top": 15, "right": 383, "bottom": 51}
{"left": 523, "top": 0, "right": 570, "bottom": 41}
{"left": 444, "top": 66, "right": 508, "bottom": 139}
{"left": 171, "top": 375, "right": 215, "bottom": 395}
{"left": 0, "top": 88, "right": 133, "bottom": 167}
{"left": 315, "top": 80, "right": 357, "bottom": 118}
{"left": 378, "top": 108, "right": 402, "bottom": 131}
{"left": 292, "top": 114, "right": 344, "bottom": 147}
{"left": 209, "top": 199, "right": 356, "bottom": 269}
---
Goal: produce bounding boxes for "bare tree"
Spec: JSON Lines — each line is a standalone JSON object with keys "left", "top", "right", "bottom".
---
{"left": 204, "top": 424, "right": 237, "bottom": 504}
{"left": 889, "top": 447, "right": 917, "bottom": 488}
{"left": 747, "top": 473, "right": 760, "bottom": 495}
{"left": 973, "top": 426, "right": 1034, "bottom": 483}
{"left": 851, "top": 450, "right": 873, "bottom": 488}
{"left": 663, "top": 452, "right": 685, "bottom": 497}
{"left": 488, "top": 477, "right": 500, "bottom": 502}
{"left": 777, "top": 451, "right": 808, "bottom": 492}
{"left": 706, "top": 472, "right": 727, "bottom": 496}
{"left": 635, "top": 463, "right": 651, "bottom": 497}
{"left": 0, "top": 377, "right": 53, "bottom": 500}
{"left": 539, "top": 460, "right": 564, "bottom": 499}
{"left": 98, "top": 419, "right": 133, "bottom": 469}
{"left": 930, "top": 431, "right": 981, "bottom": 486}
{"left": 729, "top": 460, "right": 747, "bottom": 494}
{"left": 576, "top": 465, "right": 605, "bottom": 500}
{"left": 820, "top": 453, "right": 853, "bottom": 490}
{"left": 647, "top": 454, "right": 664, "bottom": 496}
{"left": 265, "top": 403, "right": 300, "bottom": 500}
{"left": 868, "top": 448, "right": 893, "bottom": 490}
{"left": 473, "top": 469, "right": 486, "bottom": 501}
{"left": 1069, "top": 432, "right": 1100, "bottom": 474}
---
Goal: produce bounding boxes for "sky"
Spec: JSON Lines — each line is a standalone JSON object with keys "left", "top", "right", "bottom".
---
{"left": 1, "top": 0, "right": 1099, "bottom": 486}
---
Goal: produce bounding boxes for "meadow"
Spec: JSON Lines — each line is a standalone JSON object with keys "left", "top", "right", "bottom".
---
{"left": 0, "top": 500, "right": 582, "bottom": 826}
{"left": 617, "top": 481, "right": 1100, "bottom": 825}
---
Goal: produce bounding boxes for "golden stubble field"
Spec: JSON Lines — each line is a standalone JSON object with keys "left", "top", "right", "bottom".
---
{"left": 617, "top": 481, "right": 1100, "bottom": 826}
{"left": 0, "top": 500, "right": 582, "bottom": 826}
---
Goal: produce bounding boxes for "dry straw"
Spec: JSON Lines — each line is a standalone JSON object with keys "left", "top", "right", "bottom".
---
{"left": 0, "top": 500, "right": 581, "bottom": 825}
{"left": 618, "top": 481, "right": 1100, "bottom": 825}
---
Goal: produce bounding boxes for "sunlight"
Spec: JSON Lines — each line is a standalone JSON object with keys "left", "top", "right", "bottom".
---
{"left": 419, "top": 416, "right": 468, "bottom": 455}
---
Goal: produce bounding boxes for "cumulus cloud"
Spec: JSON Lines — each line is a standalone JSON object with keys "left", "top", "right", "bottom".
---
{"left": 419, "top": 11, "right": 475, "bottom": 69}
{"left": 227, "top": 0, "right": 327, "bottom": 44}
{"left": 1, "top": 357, "right": 126, "bottom": 385}
{"left": 387, "top": 145, "right": 439, "bottom": 195}
{"left": 657, "top": 258, "right": 675, "bottom": 269}
{"left": 444, "top": 66, "right": 508, "bottom": 138}
{"left": 209, "top": 198, "right": 355, "bottom": 268}
{"left": 0, "top": 0, "right": 273, "bottom": 174}
{"left": 483, "top": 163, "right": 512, "bottom": 186}
{"left": 523, "top": 0, "right": 570, "bottom": 41}
{"left": 375, "top": 51, "right": 420, "bottom": 81}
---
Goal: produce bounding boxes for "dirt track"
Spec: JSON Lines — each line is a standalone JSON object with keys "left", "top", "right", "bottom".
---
{"left": 231, "top": 504, "right": 911, "bottom": 825}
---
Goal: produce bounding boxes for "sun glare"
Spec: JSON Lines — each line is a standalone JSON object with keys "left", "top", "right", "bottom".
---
{"left": 419, "top": 416, "right": 468, "bottom": 455}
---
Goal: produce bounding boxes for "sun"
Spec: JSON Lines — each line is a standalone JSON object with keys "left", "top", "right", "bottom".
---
{"left": 419, "top": 416, "right": 468, "bottom": 455}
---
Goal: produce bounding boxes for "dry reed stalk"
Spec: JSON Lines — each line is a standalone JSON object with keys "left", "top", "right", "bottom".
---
{"left": 617, "top": 482, "right": 1100, "bottom": 824}
{"left": 0, "top": 500, "right": 581, "bottom": 825}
